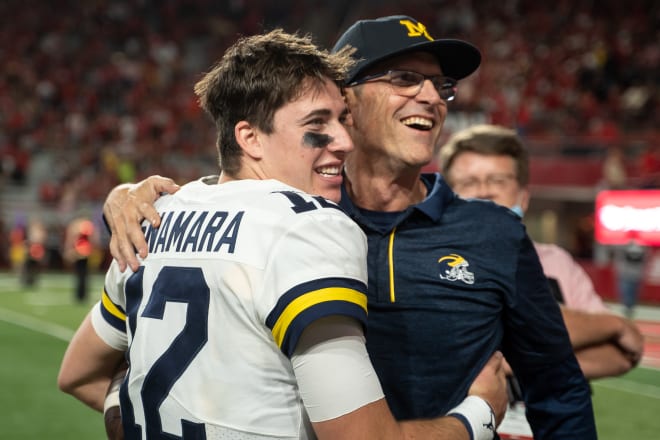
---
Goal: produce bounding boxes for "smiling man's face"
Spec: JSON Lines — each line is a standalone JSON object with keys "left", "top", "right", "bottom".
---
{"left": 343, "top": 51, "right": 447, "bottom": 169}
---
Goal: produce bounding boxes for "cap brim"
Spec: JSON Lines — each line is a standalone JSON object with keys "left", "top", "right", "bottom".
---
{"left": 348, "top": 39, "right": 481, "bottom": 84}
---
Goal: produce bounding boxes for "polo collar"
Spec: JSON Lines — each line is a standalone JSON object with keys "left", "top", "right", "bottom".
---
{"left": 339, "top": 173, "right": 456, "bottom": 232}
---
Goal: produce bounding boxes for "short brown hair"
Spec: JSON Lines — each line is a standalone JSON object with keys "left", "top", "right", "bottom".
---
{"left": 194, "top": 29, "right": 355, "bottom": 175}
{"left": 438, "top": 124, "right": 529, "bottom": 186}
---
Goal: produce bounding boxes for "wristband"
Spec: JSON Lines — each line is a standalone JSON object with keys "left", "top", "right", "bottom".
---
{"left": 447, "top": 395, "right": 497, "bottom": 440}
{"left": 103, "top": 369, "right": 125, "bottom": 414}
{"left": 103, "top": 388, "right": 120, "bottom": 414}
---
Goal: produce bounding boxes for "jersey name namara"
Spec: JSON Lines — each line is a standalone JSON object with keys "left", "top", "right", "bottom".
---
{"left": 144, "top": 210, "right": 244, "bottom": 254}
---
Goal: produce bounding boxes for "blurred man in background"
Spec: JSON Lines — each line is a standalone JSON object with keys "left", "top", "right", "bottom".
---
{"left": 611, "top": 239, "right": 649, "bottom": 318}
{"left": 63, "top": 217, "right": 95, "bottom": 303}
{"left": 25, "top": 220, "right": 48, "bottom": 287}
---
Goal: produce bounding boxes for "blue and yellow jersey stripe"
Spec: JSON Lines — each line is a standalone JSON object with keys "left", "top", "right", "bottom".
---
{"left": 99, "top": 289, "right": 127, "bottom": 332}
{"left": 266, "top": 277, "right": 368, "bottom": 357}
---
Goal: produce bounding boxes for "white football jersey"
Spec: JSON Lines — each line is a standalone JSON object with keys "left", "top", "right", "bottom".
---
{"left": 92, "top": 178, "right": 369, "bottom": 439}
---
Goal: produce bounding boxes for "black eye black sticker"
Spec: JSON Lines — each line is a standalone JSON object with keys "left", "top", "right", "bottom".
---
{"left": 303, "top": 132, "right": 333, "bottom": 148}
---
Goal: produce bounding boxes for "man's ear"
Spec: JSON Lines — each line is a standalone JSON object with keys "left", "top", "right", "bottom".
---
{"left": 235, "top": 120, "right": 263, "bottom": 160}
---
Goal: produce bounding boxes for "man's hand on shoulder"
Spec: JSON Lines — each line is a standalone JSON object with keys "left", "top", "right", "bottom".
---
{"left": 103, "top": 176, "right": 179, "bottom": 272}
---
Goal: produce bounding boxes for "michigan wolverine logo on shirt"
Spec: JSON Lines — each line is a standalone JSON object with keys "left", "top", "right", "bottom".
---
{"left": 438, "top": 254, "right": 475, "bottom": 285}
{"left": 399, "top": 19, "right": 433, "bottom": 41}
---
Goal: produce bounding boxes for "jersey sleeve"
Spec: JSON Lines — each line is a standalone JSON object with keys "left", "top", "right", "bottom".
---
{"left": 261, "top": 210, "right": 369, "bottom": 357}
{"left": 90, "top": 260, "right": 129, "bottom": 351}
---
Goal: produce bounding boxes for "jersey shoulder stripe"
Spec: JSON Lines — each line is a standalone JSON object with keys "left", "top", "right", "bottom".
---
{"left": 266, "top": 277, "right": 368, "bottom": 357}
{"left": 279, "top": 298, "right": 368, "bottom": 358}
{"left": 100, "top": 289, "right": 126, "bottom": 332}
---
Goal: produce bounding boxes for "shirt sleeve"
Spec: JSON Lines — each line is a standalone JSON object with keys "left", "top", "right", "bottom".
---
{"left": 504, "top": 235, "right": 597, "bottom": 439}
{"left": 536, "top": 244, "right": 609, "bottom": 313}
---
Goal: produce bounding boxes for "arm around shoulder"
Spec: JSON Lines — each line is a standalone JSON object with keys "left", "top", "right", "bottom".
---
{"left": 294, "top": 317, "right": 503, "bottom": 440}
{"left": 314, "top": 399, "right": 473, "bottom": 440}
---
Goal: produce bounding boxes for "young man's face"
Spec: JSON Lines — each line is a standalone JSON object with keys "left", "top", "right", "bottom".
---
{"left": 343, "top": 51, "right": 447, "bottom": 169}
{"left": 445, "top": 151, "right": 529, "bottom": 211}
{"left": 258, "top": 78, "right": 353, "bottom": 203}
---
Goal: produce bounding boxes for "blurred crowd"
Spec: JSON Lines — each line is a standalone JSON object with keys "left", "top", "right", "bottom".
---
{"left": 0, "top": 0, "right": 659, "bottom": 269}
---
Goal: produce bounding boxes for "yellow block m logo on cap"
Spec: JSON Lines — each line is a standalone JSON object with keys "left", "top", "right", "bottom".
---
{"left": 399, "top": 19, "right": 433, "bottom": 41}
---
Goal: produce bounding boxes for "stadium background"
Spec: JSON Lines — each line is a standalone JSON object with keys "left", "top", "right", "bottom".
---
{"left": 1, "top": 0, "right": 659, "bottom": 301}
{"left": 0, "top": 1, "right": 659, "bottom": 437}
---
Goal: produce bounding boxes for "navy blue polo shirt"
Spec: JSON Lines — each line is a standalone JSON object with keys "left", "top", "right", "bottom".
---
{"left": 339, "top": 173, "right": 596, "bottom": 439}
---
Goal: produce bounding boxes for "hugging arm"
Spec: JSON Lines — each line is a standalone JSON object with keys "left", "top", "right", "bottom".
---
{"left": 294, "top": 317, "right": 506, "bottom": 440}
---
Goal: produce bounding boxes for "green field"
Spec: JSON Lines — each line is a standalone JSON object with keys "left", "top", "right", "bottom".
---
{"left": 1, "top": 271, "right": 659, "bottom": 439}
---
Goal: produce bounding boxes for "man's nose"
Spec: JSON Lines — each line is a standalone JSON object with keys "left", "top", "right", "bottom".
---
{"left": 416, "top": 79, "right": 443, "bottom": 105}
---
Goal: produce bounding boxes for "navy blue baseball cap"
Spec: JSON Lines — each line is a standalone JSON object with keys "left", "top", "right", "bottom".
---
{"left": 332, "top": 15, "right": 481, "bottom": 84}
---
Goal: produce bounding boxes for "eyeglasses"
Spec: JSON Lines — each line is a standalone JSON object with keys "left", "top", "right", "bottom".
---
{"left": 452, "top": 174, "right": 517, "bottom": 193}
{"left": 347, "top": 70, "right": 458, "bottom": 101}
